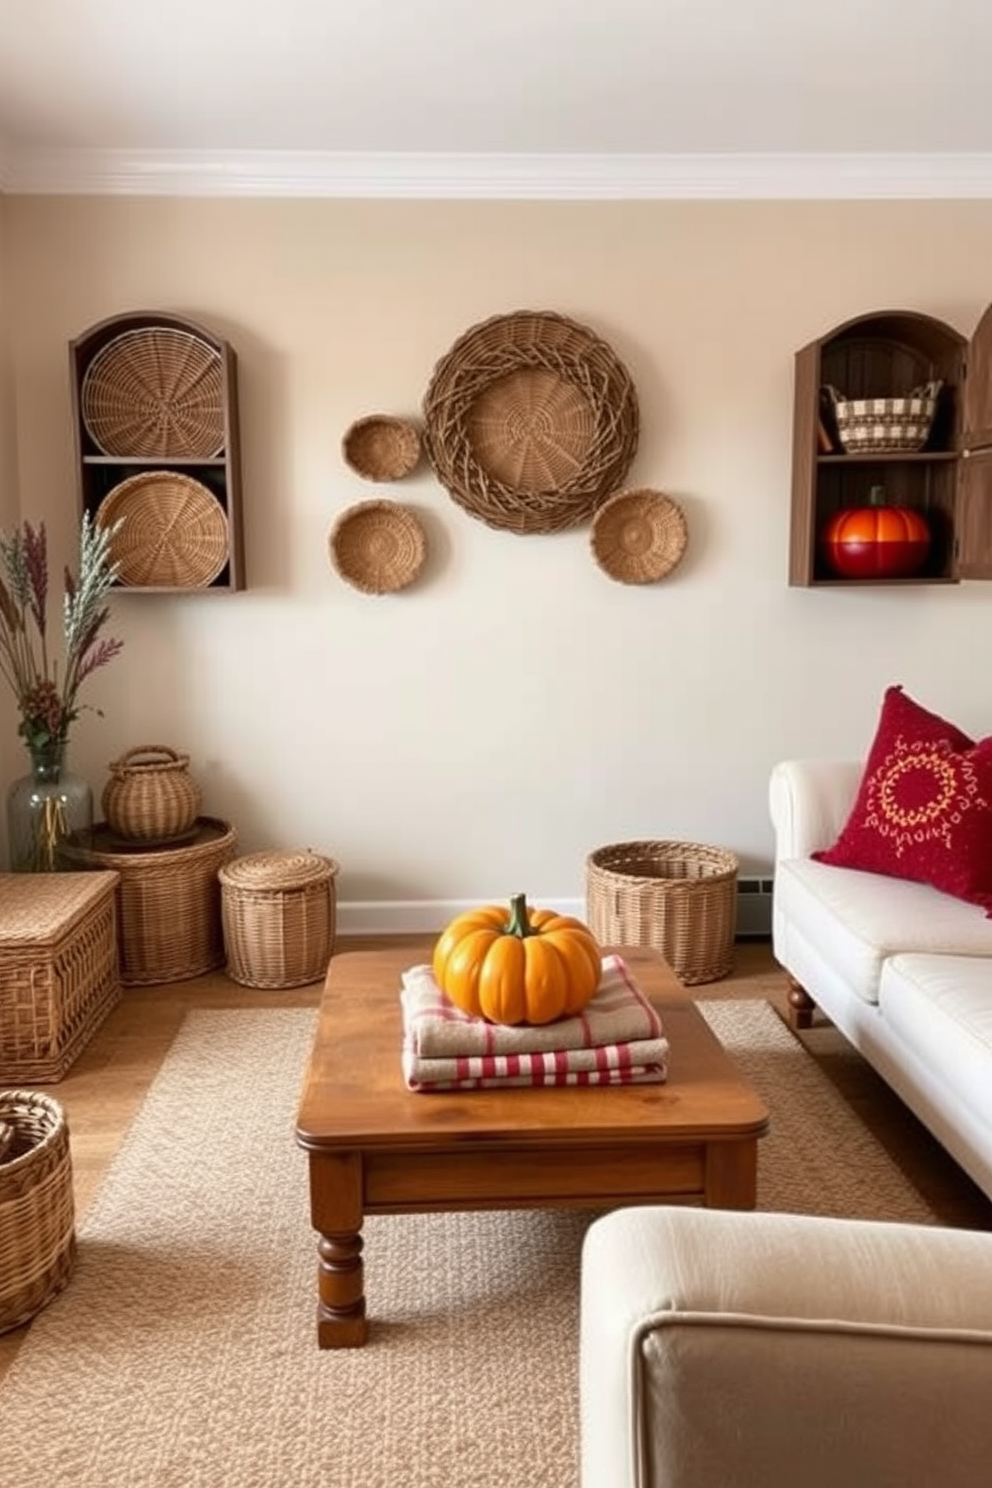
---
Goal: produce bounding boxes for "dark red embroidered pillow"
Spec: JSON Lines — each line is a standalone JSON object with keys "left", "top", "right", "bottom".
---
{"left": 813, "top": 685, "right": 992, "bottom": 916}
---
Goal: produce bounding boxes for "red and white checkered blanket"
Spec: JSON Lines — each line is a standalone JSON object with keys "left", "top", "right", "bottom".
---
{"left": 400, "top": 954, "right": 669, "bottom": 1091}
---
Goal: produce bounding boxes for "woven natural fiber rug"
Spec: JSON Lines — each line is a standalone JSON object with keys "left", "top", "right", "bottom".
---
{"left": 0, "top": 1001, "right": 941, "bottom": 1488}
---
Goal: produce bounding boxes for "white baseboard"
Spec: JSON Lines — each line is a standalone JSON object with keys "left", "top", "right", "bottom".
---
{"left": 337, "top": 897, "right": 586, "bottom": 937}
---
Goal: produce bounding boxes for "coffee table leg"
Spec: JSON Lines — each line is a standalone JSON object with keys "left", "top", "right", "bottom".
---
{"left": 308, "top": 1150, "right": 368, "bottom": 1347}
{"left": 705, "top": 1139, "right": 758, "bottom": 1209}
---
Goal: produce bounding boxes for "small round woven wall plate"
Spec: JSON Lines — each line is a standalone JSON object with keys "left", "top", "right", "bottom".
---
{"left": 342, "top": 415, "right": 422, "bottom": 481}
{"left": 97, "top": 471, "right": 230, "bottom": 588}
{"left": 422, "top": 309, "right": 639, "bottom": 535}
{"left": 590, "top": 488, "right": 688, "bottom": 584}
{"left": 329, "top": 499, "right": 427, "bottom": 595}
{"left": 81, "top": 327, "right": 225, "bottom": 458}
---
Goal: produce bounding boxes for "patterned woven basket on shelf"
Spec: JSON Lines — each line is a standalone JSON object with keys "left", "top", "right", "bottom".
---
{"left": 96, "top": 471, "right": 229, "bottom": 588}
{"left": 0, "top": 1090, "right": 76, "bottom": 1334}
{"left": 342, "top": 415, "right": 422, "bottom": 481}
{"left": 585, "top": 840, "right": 739, "bottom": 985}
{"left": 423, "top": 309, "right": 639, "bottom": 535}
{"left": 590, "top": 489, "right": 688, "bottom": 584}
{"left": 58, "top": 818, "right": 238, "bottom": 986}
{"left": 825, "top": 380, "right": 942, "bottom": 453}
{"left": 81, "top": 325, "right": 225, "bottom": 458}
{"left": 219, "top": 850, "right": 339, "bottom": 989}
{"left": 329, "top": 499, "right": 427, "bottom": 594}
{"left": 102, "top": 745, "right": 202, "bottom": 844}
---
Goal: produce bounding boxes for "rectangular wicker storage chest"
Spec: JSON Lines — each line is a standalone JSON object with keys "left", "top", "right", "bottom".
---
{"left": 0, "top": 871, "right": 121, "bottom": 1082}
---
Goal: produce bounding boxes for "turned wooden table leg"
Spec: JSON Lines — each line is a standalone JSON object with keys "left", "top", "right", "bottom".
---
{"left": 787, "top": 976, "right": 817, "bottom": 1031}
{"left": 308, "top": 1149, "right": 368, "bottom": 1348}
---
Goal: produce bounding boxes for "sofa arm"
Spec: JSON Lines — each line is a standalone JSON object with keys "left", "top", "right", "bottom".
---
{"left": 580, "top": 1206, "right": 992, "bottom": 1488}
{"left": 769, "top": 757, "right": 862, "bottom": 863}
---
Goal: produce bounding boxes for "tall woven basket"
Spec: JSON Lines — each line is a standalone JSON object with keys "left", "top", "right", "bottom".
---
{"left": 585, "top": 840, "right": 739, "bottom": 985}
{"left": 0, "top": 1091, "right": 76, "bottom": 1333}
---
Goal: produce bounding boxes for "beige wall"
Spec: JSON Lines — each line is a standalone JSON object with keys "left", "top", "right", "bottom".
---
{"left": 5, "top": 195, "right": 992, "bottom": 923}
{"left": 0, "top": 197, "right": 19, "bottom": 776}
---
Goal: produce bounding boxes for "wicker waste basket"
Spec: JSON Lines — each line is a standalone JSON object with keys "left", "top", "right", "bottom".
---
{"left": 219, "top": 850, "right": 339, "bottom": 989}
{"left": 0, "top": 1090, "right": 76, "bottom": 1333}
{"left": 58, "top": 817, "right": 237, "bottom": 986}
{"left": 586, "top": 840, "right": 739, "bottom": 985}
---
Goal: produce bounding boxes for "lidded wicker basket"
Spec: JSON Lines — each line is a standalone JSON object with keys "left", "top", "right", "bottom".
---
{"left": 102, "top": 745, "right": 202, "bottom": 844}
{"left": 586, "top": 840, "right": 739, "bottom": 985}
{"left": 0, "top": 1090, "right": 76, "bottom": 1334}
{"left": 219, "top": 850, "right": 339, "bottom": 989}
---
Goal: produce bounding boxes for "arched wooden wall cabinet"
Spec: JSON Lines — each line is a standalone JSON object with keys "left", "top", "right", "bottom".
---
{"left": 789, "top": 306, "right": 992, "bottom": 587}
{"left": 69, "top": 310, "right": 246, "bottom": 592}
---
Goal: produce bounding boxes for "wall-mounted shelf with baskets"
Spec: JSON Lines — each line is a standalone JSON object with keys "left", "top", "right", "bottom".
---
{"left": 789, "top": 305, "right": 992, "bottom": 587}
{"left": 69, "top": 310, "right": 246, "bottom": 592}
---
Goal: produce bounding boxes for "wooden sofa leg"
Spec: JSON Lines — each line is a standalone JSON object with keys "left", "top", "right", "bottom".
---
{"left": 786, "top": 977, "right": 817, "bottom": 1030}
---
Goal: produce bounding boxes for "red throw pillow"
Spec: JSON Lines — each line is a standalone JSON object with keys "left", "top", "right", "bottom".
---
{"left": 813, "top": 685, "right": 992, "bottom": 916}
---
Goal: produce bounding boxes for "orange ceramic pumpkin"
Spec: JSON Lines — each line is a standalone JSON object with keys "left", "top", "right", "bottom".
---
{"left": 821, "top": 488, "right": 930, "bottom": 579}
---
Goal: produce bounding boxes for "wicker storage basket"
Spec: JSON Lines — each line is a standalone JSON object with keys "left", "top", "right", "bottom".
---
{"left": 219, "top": 850, "right": 339, "bottom": 989}
{"left": 0, "top": 872, "right": 121, "bottom": 1083}
{"left": 825, "top": 381, "right": 942, "bottom": 454}
{"left": 58, "top": 818, "right": 237, "bottom": 986}
{"left": 586, "top": 840, "right": 739, "bottom": 985}
{"left": 0, "top": 1090, "right": 76, "bottom": 1333}
{"left": 102, "top": 745, "right": 202, "bottom": 844}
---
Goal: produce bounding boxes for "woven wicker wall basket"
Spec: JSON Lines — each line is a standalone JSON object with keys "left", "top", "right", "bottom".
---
{"left": 342, "top": 415, "right": 422, "bottom": 481}
{"left": 590, "top": 489, "right": 688, "bottom": 584}
{"left": 329, "top": 499, "right": 427, "bottom": 594}
{"left": 97, "top": 471, "right": 229, "bottom": 587}
{"left": 422, "top": 310, "right": 640, "bottom": 535}
{"left": 81, "top": 326, "right": 225, "bottom": 458}
{"left": 0, "top": 1091, "right": 76, "bottom": 1333}
{"left": 586, "top": 840, "right": 739, "bottom": 985}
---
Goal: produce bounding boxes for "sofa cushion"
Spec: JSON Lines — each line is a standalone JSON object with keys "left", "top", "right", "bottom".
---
{"left": 879, "top": 954, "right": 992, "bottom": 1131}
{"left": 775, "top": 858, "right": 992, "bottom": 1005}
{"left": 813, "top": 685, "right": 992, "bottom": 916}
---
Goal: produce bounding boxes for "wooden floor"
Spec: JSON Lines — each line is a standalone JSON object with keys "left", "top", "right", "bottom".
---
{"left": 2, "top": 935, "right": 990, "bottom": 1381}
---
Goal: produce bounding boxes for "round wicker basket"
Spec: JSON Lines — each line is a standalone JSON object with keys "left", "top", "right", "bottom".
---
{"left": 586, "top": 840, "right": 739, "bottom": 985}
{"left": 102, "top": 745, "right": 202, "bottom": 844}
{"left": 97, "top": 471, "right": 229, "bottom": 587}
{"left": 590, "top": 489, "right": 688, "bottom": 584}
{"left": 219, "top": 850, "right": 339, "bottom": 989}
{"left": 0, "top": 1091, "right": 76, "bottom": 1334}
{"left": 329, "top": 499, "right": 427, "bottom": 594}
{"left": 422, "top": 309, "right": 639, "bottom": 535}
{"left": 342, "top": 415, "right": 422, "bottom": 481}
{"left": 81, "top": 326, "right": 225, "bottom": 458}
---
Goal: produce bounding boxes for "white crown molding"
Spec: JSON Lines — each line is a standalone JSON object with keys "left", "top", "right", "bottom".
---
{"left": 4, "top": 148, "right": 992, "bottom": 199}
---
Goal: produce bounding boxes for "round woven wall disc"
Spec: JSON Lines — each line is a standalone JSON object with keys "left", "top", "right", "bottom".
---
{"left": 329, "top": 500, "right": 426, "bottom": 595}
{"left": 423, "top": 309, "right": 639, "bottom": 535}
{"left": 81, "top": 327, "right": 225, "bottom": 458}
{"left": 590, "top": 489, "right": 688, "bottom": 585}
{"left": 342, "top": 415, "right": 421, "bottom": 481}
{"left": 97, "top": 471, "right": 229, "bottom": 588}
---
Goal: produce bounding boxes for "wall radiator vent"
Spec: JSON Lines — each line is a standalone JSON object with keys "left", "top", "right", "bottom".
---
{"left": 736, "top": 876, "right": 774, "bottom": 939}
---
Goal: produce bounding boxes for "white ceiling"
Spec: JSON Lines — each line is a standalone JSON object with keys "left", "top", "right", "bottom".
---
{"left": 3, "top": 0, "right": 992, "bottom": 197}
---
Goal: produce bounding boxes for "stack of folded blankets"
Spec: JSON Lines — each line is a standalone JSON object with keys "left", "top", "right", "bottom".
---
{"left": 400, "top": 952, "right": 670, "bottom": 1091}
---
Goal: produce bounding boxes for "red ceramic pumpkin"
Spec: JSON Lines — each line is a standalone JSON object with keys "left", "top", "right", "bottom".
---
{"left": 821, "top": 491, "right": 930, "bottom": 579}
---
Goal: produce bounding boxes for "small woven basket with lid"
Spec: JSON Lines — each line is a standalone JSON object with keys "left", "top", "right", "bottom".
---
{"left": 219, "top": 850, "right": 340, "bottom": 989}
{"left": 102, "top": 745, "right": 202, "bottom": 844}
{"left": 0, "top": 1090, "right": 76, "bottom": 1334}
{"left": 586, "top": 840, "right": 739, "bottom": 985}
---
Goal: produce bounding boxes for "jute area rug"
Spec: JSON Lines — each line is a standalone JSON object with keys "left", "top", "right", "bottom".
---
{"left": 0, "top": 1001, "right": 946, "bottom": 1488}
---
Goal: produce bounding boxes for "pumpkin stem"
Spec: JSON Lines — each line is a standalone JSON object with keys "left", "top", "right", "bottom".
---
{"left": 506, "top": 892, "right": 535, "bottom": 938}
{"left": 869, "top": 484, "right": 885, "bottom": 507}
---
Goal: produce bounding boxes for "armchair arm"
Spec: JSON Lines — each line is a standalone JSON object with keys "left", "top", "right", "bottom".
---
{"left": 768, "top": 758, "right": 862, "bottom": 863}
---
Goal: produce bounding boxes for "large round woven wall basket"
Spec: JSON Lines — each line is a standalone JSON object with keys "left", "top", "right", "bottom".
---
{"left": 0, "top": 1090, "right": 76, "bottom": 1334}
{"left": 585, "top": 840, "right": 739, "bottom": 985}
{"left": 422, "top": 309, "right": 639, "bottom": 535}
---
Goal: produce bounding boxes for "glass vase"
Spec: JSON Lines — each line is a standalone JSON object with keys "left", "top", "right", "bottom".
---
{"left": 5, "top": 741, "right": 93, "bottom": 872}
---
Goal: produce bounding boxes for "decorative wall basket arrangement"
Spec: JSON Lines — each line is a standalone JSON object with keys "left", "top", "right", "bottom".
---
{"left": 80, "top": 325, "right": 225, "bottom": 458}
{"left": 422, "top": 309, "right": 639, "bottom": 535}
{"left": 96, "top": 471, "right": 230, "bottom": 587}
{"left": 590, "top": 489, "right": 688, "bottom": 584}
{"left": 329, "top": 499, "right": 427, "bottom": 594}
{"left": 342, "top": 415, "right": 422, "bottom": 481}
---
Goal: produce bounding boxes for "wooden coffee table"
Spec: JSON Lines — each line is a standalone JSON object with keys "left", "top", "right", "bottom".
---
{"left": 295, "top": 942, "right": 769, "bottom": 1347}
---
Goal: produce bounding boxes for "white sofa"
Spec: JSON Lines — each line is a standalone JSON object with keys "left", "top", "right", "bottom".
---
{"left": 580, "top": 1205, "right": 992, "bottom": 1488}
{"left": 770, "top": 758, "right": 992, "bottom": 1203}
